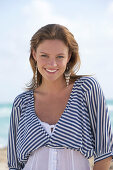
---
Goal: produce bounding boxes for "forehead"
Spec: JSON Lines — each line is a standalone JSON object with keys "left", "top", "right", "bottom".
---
{"left": 36, "top": 39, "right": 69, "bottom": 53}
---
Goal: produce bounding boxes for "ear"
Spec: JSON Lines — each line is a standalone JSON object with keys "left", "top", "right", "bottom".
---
{"left": 32, "top": 49, "right": 37, "bottom": 61}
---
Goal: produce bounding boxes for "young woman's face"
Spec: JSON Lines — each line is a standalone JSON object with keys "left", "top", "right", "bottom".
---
{"left": 32, "top": 39, "right": 71, "bottom": 82}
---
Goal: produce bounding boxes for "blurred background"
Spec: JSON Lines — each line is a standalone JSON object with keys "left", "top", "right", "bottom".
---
{"left": 0, "top": 0, "right": 113, "bottom": 148}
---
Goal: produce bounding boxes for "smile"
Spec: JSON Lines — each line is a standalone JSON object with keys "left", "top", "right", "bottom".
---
{"left": 45, "top": 68, "right": 58, "bottom": 73}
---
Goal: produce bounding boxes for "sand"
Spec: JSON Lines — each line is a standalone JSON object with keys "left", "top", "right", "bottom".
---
{"left": 0, "top": 147, "right": 8, "bottom": 170}
{"left": 0, "top": 147, "right": 113, "bottom": 170}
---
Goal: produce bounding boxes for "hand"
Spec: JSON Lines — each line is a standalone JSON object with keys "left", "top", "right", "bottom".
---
{"left": 93, "top": 156, "right": 112, "bottom": 170}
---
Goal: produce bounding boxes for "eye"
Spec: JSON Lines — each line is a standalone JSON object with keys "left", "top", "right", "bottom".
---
{"left": 57, "top": 55, "right": 64, "bottom": 59}
{"left": 40, "top": 54, "right": 48, "bottom": 57}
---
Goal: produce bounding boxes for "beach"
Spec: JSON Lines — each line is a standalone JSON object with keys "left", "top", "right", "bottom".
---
{"left": 0, "top": 148, "right": 8, "bottom": 170}
{"left": 0, "top": 147, "right": 113, "bottom": 170}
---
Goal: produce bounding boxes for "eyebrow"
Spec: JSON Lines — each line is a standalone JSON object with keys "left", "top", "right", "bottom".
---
{"left": 40, "top": 52, "right": 65, "bottom": 55}
{"left": 40, "top": 52, "right": 50, "bottom": 55}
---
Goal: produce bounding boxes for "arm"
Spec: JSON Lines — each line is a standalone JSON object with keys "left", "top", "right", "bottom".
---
{"left": 93, "top": 156, "right": 112, "bottom": 170}
{"left": 7, "top": 98, "right": 22, "bottom": 169}
{"left": 85, "top": 78, "right": 113, "bottom": 167}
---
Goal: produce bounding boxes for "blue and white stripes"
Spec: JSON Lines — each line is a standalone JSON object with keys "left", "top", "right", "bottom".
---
{"left": 7, "top": 76, "right": 113, "bottom": 169}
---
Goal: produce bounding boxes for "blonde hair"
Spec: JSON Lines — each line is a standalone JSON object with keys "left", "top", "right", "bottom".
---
{"left": 26, "top": 24, "right": 82, "bottom": 90}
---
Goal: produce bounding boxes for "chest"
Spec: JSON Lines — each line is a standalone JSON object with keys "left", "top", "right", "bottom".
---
{"left": 34, "top": 88, "right": 73, "bottom": 125}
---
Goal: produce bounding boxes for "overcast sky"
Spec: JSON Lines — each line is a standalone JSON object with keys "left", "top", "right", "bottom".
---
{"left": 0, "top": 0, "right": 113, "bottom": 102}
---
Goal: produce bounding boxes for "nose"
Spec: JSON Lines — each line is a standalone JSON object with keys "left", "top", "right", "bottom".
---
{"left": 47, "top": 58, "right": 57, "bottom": 67}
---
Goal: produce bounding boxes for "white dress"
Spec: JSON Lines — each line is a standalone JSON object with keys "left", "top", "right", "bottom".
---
{"left": 23, "top": 120, "right": 92, "bottom": 170}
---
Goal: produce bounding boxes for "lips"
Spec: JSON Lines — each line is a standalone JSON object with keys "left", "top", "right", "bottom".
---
{"left": 45, "top": 68, "right": 58, "bottom": 73}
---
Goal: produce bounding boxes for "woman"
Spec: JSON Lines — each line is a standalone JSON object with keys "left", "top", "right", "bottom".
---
{"left": 7, "top": 24, "right": 113, "bottom": 170}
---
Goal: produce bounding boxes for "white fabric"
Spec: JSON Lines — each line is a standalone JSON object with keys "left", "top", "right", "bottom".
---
{"left": 23, "top": 120, "right": 91, "bottom": 170}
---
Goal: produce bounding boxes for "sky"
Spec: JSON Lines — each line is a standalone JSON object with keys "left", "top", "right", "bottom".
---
{"left": 0, "top": 0, "right": 113, "bottom": 102}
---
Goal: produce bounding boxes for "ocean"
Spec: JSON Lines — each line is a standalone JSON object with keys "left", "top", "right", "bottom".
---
{"left": 0, "top": 100, "right": 113, "bottom": 148}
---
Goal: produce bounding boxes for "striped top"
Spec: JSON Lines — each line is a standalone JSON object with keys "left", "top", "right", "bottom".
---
{"left": 23, "top": 121, "right": 91, "bottom": 170}
{"left": 7, "top": 76, "right": 113, "bottom": 169}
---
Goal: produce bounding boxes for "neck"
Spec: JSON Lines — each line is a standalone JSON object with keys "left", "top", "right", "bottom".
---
{"left": 38, "top": 77, "right": 66, "bottom": 95}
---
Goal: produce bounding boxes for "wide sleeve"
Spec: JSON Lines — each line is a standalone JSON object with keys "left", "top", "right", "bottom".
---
{"left": 84, "top": 78, "right": 113, "bottom": 163}
{"left": 7, "top": 97, "right": 22, "bottom": 170}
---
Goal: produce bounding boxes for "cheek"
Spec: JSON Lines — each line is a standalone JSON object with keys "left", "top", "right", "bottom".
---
{"left": 37, "top": 58, "right": 46, "bottom": 67}
{"left": 58, "top": 60, "right": 68, "bottom": 67}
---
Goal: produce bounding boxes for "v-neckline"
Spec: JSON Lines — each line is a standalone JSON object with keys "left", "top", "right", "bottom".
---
{"left": 31, "top": 80, "right": 77, "bottom": 138}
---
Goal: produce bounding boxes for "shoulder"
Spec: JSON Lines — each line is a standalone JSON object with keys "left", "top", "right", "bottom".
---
{"left": 13, "top": 90, "right": 33, "bottom": 107}
{"left": 74, "top": 76, "right": 101, "bottom": 93}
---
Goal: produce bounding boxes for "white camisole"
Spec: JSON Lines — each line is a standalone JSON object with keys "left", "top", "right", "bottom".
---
{"left": 23, "top": 120, "right": 92, "bottom": 170}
